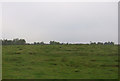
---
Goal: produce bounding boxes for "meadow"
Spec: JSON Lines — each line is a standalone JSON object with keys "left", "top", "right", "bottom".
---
{"left": 2, "top": 45, "right": 118, "bottom": 79}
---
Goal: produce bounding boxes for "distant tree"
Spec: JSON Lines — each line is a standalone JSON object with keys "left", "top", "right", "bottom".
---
{"left": 13, "top": 38, "right": 26, "bottom": 45}
{"left": 50, "top": 41, "right": 54, "bottom": 45}
{"left": 60, "top": 43, "right": 64, "bottom": 45}
{"left": 50, "top": 41, "right": 60, "bottom": 45}
{"left": 90, "top": 41, "right": 96, "bottom": 45}
{"left": 13, "top": 38, "right": 19, "bottom": 45}
{"left": 34, "top": 42, "right": 37, "bottom": 45}
{"left": 110, "top": 42, "right": 114, "bottom": 45}
{"left": 2, "top": 39, "right": 8, "bottom": 45}
{"left": 104, "top": 41, "right": 114, "bottom": 45}
{"left": 97, "top": 42, "right": 103, "bottom": 45}
{"left": 66, "top": 43, "right": 69, "bottom": 45}
{"left": 19, "top": 39, "right": 26, "bottom": 45}
{"left": 40, "top": 41, "right": 45, "bottom": 45}
{"left": 34, "top": 42, "right": 40, "bottom": 45}
{"left": 34, "top": 41, "right": 45, "bottom": 45}
{"left": 2, "top": 38, "right": 26, "bottom": 45}
{"left": 36, "top": 42, "right": 40, "bottom": 45}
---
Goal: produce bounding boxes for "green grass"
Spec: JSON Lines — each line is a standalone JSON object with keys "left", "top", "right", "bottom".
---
{"left": 2, "top": 45, "right": 118, "bottom": 79}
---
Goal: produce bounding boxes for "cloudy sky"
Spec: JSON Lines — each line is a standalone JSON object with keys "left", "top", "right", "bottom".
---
{"left": 1, "top": 2, "right": 118, "bottom": 43}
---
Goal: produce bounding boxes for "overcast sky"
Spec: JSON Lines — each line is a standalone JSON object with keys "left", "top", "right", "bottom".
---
{"left": 1, "top": 2, "right": 118, "bottom": 43}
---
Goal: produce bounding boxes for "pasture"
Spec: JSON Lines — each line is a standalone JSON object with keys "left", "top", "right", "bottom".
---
{"left": 2, "top": 45, "right": 118, "bottom": 79}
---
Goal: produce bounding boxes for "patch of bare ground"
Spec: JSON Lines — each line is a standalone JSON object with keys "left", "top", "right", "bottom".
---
{"left": 28, "top": 52, "right": 36, "bottom": 55}
{"left": 15, "top": 51, "right": 21, "bottom": 54}
{"left": 90, "top": 60, "right": 96, "bottom": 62}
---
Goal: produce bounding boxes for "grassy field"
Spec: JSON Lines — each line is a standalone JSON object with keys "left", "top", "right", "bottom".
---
{"left": 2, "top": 45, "right": 118, "bottom": 79}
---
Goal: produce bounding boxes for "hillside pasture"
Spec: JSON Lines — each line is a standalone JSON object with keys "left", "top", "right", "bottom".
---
{"left": 2, "top": 45, "right": 118, "bottom": 79}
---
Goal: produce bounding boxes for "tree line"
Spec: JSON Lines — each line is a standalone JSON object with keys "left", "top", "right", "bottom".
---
{"left": 1, "top": 38, "right": 26, "bottom": 45}
{"left": 0, "top": 38, "right": 115, "bottom": 45}
{"left": 90, "top": 41, "right": 114, "bottom": 45}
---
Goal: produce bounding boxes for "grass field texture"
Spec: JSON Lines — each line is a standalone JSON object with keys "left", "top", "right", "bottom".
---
{"left": 2, "top": 45, "right": 118, "bottom": 79}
